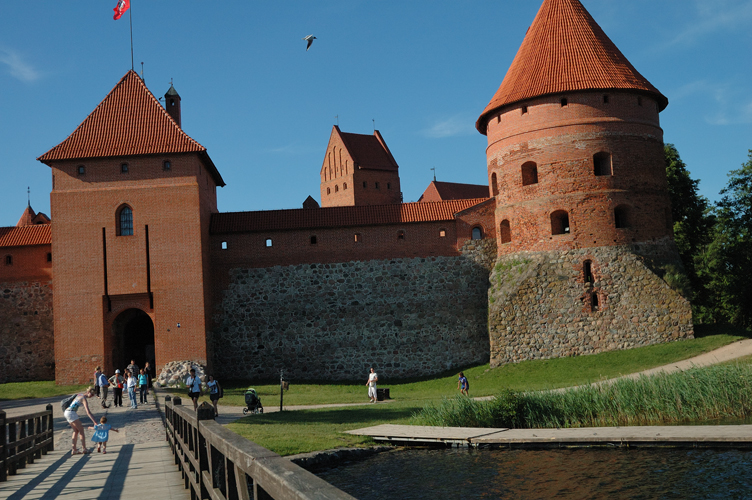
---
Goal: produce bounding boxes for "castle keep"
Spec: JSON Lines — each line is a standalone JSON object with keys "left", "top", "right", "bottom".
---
{"left": 0, "top": 0, "right": 692, "bottom": 384}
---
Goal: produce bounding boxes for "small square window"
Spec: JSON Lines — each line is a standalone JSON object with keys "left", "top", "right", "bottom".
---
{"left": 521, "top": 106, "right": 528, "bottom": 114}
{"left": 121, "top": 163, "right": 129, "bottom": 173}
{"left": 387, "top": 183, "right": 391, "bottom": 189}
{"left": 310, "top": 235, "right": 317, "bottom": 245}
{"left": 637, "top": 96, "right": 643, "bottom": 106}
{"left": 221, "top": 241, "right": 228, "bottom": 250}
{"left": 77, "top": 165, "right": 85, "bottom": 175}
{"left": 375, "top": 182, "right": 380, "bottom": 189}
{"left": 47, "top": 253, "right": 52, "bottom": 262}
{"left": 560, "top": 98, "right": 568, "bottom": 107}
{"left": 603, "top": 95, "right": 609, "bottom": 104}
{"left": 265, "top": 238, "right": 273, "bottom": 247}
{"left": 397, "top": 230, "right": 405, "bottom": 240}
{"left": 354, "top": 233, "right": 361, "bottom": 242}
{"left": 163, "top": 161, "right": 171, "bottom": 171}
{"left": 5, "top": 255, "right": 12, "bottom": 266}
{"left": 439, "top": 230, "right": 446, "bottom": 238}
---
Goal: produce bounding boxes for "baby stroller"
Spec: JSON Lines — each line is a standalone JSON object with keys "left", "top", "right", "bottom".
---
{"left": 243, "top": 388, "right": 264, "bottom": 415}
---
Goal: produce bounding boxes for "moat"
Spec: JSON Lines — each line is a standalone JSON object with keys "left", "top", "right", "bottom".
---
{"left": 316, "top": 447, "right": 752, "bottom": 499}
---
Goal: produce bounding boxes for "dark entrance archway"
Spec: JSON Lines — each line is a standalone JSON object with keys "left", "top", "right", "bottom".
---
{"left": 112, "top": 308, "right": 155, "bottom": 372}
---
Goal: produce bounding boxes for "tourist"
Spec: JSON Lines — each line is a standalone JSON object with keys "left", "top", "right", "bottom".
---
{"left": 186, "top": 368, "right": 202, "bottom": 411}
{"left": 109, "top": 369, "right": 125, "bottom": 407}
{"left": 93, "top": 366, "right": 102, "bottom": 398}
{"left": 457, "top": 372, "right": 469, "bottom": 396}
{"left": 138, "top": 368, "right": 149, "bottom": 404}
{"left": 366, "top": 367, "right": 378, "bottom": 403}
{"left": 89, "top": 415, "right": 118, "bottom": 454}
{"left": 126, "top": 359, "right": 139, "bottom": 379}
{"left": 64, "top": 386, "right": 98, "bottom": 455}
{"left": 144, "top": 361, "right": 153, "bottom": 401}
{"left": 207, "top": 375, "right": 222, "bottom": 417}
{"left": 98, "top": 369, "right": 111, "bottom": 408}
{"left": 126, "top": 371, "right": 138, "bottom": 409}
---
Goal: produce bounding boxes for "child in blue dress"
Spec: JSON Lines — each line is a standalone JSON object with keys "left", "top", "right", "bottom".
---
{"left": 89, "top": 416, "right": 119, "bottom": 454}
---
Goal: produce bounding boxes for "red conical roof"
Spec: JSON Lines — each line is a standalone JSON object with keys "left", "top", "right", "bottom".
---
{"left": 476, "top": 0, "right": 667, "bottom": 134}
{"left": 38, "top": 70, "right": 206, "bottom": 161}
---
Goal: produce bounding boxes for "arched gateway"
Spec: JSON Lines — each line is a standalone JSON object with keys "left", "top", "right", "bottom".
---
{"left": 111, "top": 308, "right": 155, "bottom": 372}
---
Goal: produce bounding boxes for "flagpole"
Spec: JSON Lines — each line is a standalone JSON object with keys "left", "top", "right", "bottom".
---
{"left": 129, "top": 3, "right": 134, "bottom": 71}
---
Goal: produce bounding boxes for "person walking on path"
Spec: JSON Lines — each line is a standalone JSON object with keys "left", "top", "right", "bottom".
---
{"left": 186, "top": 368, "right": 202, "bottom": 411}
{"left": 366, "top": 367, "right": 378, "bottom": 403}
{"left": 126, "top": 371, "right": 138, "bottom": 409}
{"left": 207, "top": 375, "right": 222, "bottom": 417}
{"left": 138, "top": 369, "right": 149, "bottom": 404}
{"left": 126, "top": 359, "right": 139, "bottom": 379}
{"left": 457, "top": 372, "right": 469, "bottom": 396}
{"left": 98, "top": 369, "right": 111, "bottom": 408}
{"left": 109, "top": 369, "right": 125, "bottom": 407}
{"left": 89, "top": 416, "right": 118, "bottom": 454}
{"left": 143, "top": 361, "right": 153, "bottom": 401}
{"left": 93, "top": 366, "right": 102, "bottom": 398}
{"left": 64, "top": 386, "right": 98, "bottom": 455}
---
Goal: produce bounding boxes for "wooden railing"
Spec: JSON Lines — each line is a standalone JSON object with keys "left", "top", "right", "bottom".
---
{"left": 0, "top": 404, "right": 54, "bottom": 482}
{"left": 164, "top": 396, "right": 356, "bottom": 500}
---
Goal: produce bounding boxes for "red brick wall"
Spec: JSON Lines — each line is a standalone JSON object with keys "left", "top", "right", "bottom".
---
{"left": 485, "top": 91, "right": 672, "bottom": 256}
{"left": 0, "top": 244, "right": 52, "bottom": 282}
{"left": 48, "top": 153, "right": 216, "bottom": 383}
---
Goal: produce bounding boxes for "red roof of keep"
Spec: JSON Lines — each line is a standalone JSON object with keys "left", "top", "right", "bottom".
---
{"left": 418, "top": 181, "right": 490, "bottom": 202}
{"left": 211, "top": 199, "right": 487, "bottom": 233}
{"left": 338, "top": 127, "right": 399, "bottom": 171}
{"left": 476, "top": 0, "right": 667, "bottom": 133}
{"left": 0, "top": 225, "right": 51, "bottom": 248}
{"left": 38, "top": 70, "right": 206, "bottom": 161}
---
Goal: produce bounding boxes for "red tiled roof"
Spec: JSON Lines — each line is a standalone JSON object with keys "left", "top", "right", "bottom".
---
{"left": 418, "top": 181, "right": 490, "bottom": 202}
{"left": 38, "top": 70, "right": 206, "bottom": 161}
{"left": 477, "top": 0, "right": 668, "bottom": 133}
{"left": 338, "top": 127, "right": 399, "bottom": 171}
{"left": 0, "top": 225, "right": 51, "bottom": 248}
{"left": 211, "top": 199, "right": 488, "bottom": 233}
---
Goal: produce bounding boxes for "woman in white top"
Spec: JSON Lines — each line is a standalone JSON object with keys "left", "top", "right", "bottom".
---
{"left": 64, "top": 386, "right": 97, "bottom": 454}
{"left": 126, "top": 371, "right": 138, "bottom": 409}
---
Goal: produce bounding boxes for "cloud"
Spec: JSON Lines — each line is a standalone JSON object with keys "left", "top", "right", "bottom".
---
{"left": 674, "top": 79, "right": 752, "bottom": 125}
{"left": 421, "top": 115, "right": 476, "bottom": 139}
{"left": 662, "top": 0, "right": 752, "bottom": 49}
{"left": 0, "top": 48, "right": 40, "bottom": 82}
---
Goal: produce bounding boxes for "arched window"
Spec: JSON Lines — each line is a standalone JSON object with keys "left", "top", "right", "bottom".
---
{"left": 583, "top": 260, "right": 593, "bottom": 284}
{"left": 499, "top": 220, "right": 511, "bottom": 244}
{"left": 327, "top": 187, "right": 331, "bottom": 195}
{"left": 594, "top": 152, "right": 612, "bottom": 176}
{"left": 521, "top": 162, "right": 538, "bottom": 186}
{"left": 343, "top": 182, "right": 348, "bottom": 190}
{"left": 335, "top": 185, "right": 339, "bottom": 193}
{"left": 471, "top": 227, "right": 483, "bottom": 240}
{"left": 117, "top": 205, "right": 133, "bottom": 236}
{"left": 551, "top": 210, "right": 570, "bottom": 235}
{"left": 614, "top": 205, "right": 631, "bottom": 228}
{"left": 491, "top": 173, "right": 499, "bottom": 196}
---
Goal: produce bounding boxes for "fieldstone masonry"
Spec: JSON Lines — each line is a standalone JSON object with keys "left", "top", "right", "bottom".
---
{"left": 488, "top": 239, "right": 693, "bottom": 366}
{"left": 0, "top": 281, "right": 54, "bottom": 383}
{"left": 213, "top": 249, "right": 494, "bottom": 381}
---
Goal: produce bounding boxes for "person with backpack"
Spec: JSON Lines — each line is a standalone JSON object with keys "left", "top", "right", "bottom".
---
{"left": 207, "top": 375, "right": 222, "bottom": 417}
{"left": 62, "top": 386, "right": 98, "bottom": 455}
{"left": 109, "top": 369, "right": 125, "bottom": 407}
{"left": 186, "top": 368, "right": 202, "bottom": 411}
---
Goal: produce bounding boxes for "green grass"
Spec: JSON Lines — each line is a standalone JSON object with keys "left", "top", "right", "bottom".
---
{"left": 226, "top": 402, "right": 423, "bottom": 456}
{"left": 412, "top": 362, "right": 752, "bottom": 429}
{"left": 0, "top": 380, "right": 89, "bottom": 401}
{"left": 172, "top": 333, "right": 745, "bottom": 408}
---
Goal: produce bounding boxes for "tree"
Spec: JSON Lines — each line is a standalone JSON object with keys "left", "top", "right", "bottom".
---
{"left": 664, "top": 144, "right": 714, "bottom": 308}
{"left": 706, "top": 150, "right": 752, "bottom": 327}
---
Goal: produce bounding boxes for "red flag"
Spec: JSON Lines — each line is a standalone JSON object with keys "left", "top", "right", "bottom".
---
{"left": 113, "top": 0, "right": 130, "bottom": 20}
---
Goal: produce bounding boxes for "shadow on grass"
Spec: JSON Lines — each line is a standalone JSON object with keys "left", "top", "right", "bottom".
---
{"left": 233, "top": 405, "right": 420, "bottom": 427}
{"left": 694, "top": 324, "right": 752, "bottom": 339}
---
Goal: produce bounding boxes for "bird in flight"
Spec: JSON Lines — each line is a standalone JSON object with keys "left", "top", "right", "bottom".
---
{"left": 303, "top": 35, "right": 316, "bottom": 51}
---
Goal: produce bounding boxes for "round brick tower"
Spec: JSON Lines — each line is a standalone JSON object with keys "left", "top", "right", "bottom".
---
{"left": 477, "top": 0, "right": 693, "bottom": 367}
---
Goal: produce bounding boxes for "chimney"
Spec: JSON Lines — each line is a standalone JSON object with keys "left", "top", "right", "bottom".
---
{"left": 164, "top": 83, "right": 182, "bottom": 128}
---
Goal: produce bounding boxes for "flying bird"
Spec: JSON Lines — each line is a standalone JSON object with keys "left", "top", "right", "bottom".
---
{"left": 302, "top": 35, "right": 316, "bottom": 51}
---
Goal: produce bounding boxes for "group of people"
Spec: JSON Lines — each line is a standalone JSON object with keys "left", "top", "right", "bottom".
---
{"left": 364, "top": 367, "right": 470, "bottom": 403}
{"left": 94, "top": 359, "right": 153, "bottom": 409}
{"left": 63, "top": 387, "right": 118, "bottom": 455}
{"left": 186, "top": 368, "right": 223, "bottom": 417}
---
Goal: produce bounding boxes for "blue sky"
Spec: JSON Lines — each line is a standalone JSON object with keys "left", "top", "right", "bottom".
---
{"left": 1, "top": 0, "right": 750, "bottom": 227}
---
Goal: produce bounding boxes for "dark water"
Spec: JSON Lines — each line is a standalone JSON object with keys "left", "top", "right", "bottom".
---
{"left": 316, "top": 447, "right": 752, "bottom": 499}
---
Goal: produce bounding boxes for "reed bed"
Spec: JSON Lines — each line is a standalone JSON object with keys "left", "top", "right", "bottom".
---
{"left": 411, "top": 363, "right": 752, "bottom": 429}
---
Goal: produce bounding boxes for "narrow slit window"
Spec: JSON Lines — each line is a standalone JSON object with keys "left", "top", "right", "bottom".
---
{"left": 221, "top": 241, "right": 228, "bottom": 250}
{"left": 354, "top": 233, "right": 361, "bottom": 242}
{"left": 499, "top": 220, "right": 511, "bottom": 244}
{"left": 5, "top": 255, "right": 12, "bottom": 266}
{"left": 310, "top": 235, "right": 317, "bottom": 244}
{"left": 491, "top": 173, "right": 499, "bottom": 196}
{"left": 121, "top": 163, "right": 129, "bottom": 174}
{"left": 591, "top": 292, "right": 599, "bottom": 312}
{"left": 583, "top": 260, "right": 593, "bottom": 283}
{"left": 47, "top": 252, "right": 52, "bottom": 262}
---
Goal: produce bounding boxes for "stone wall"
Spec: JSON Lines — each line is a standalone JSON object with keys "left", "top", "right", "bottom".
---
{"left": 0, "top": 280, "right": 54, "bottom": 382}
{"left": 488, "top": 239, "right": 693, "bottom": 366}
{"left": 212, "top": 244, "right": 495, "bottom": 381}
